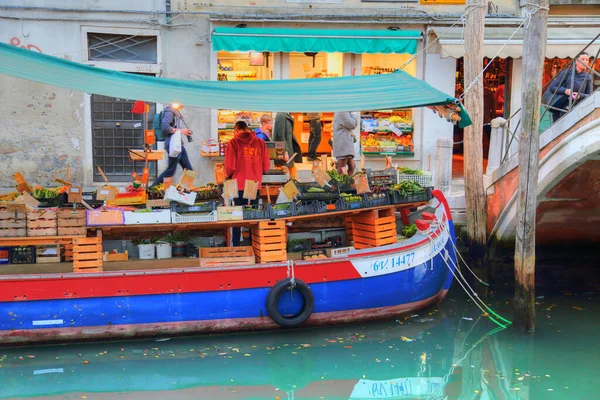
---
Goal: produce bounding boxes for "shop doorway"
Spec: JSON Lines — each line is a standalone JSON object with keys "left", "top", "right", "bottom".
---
{"left": 452, "top": 57, "right": 512, "bottom": 179}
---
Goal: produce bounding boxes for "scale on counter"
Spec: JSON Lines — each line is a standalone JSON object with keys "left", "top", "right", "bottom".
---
{"left": 263, "top": 141, "right": 289, "bottom": 184}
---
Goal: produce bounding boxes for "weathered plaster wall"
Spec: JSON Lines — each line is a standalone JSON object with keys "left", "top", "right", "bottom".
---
{"left": 0, "top": 20, "right": 86, "bottom": 189}
{"left": 158, "top": 17, "right": 216, "bottom": 186}
{"left": 179, "top": 0, "right": 520, "bottom": 17}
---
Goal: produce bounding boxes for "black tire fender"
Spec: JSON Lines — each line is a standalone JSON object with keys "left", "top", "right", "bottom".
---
{"left": 266, "top": 278, "right": 314, "bottom": 328}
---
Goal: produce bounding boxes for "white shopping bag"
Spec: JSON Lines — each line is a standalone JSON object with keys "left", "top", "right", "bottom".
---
{"left": 169, "top": 130, "right": 182, "bottom": 158}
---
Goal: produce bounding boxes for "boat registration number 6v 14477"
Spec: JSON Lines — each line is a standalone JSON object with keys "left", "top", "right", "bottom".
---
{"left": 351, "top": 227, "right": 449, "bottom": 278}
{"left": 372, "top": 253, "right": 415, "bottom": 272}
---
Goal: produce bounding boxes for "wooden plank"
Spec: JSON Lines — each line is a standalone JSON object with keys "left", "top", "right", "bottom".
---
{"left": 58, "top": 209, "right": 86, "bottom": 218}
{"left": 251, "top": 233, "right": 286, "bottom": 245}
{"left": 351, "top": 221, "right": 395, "bottom": 233}
{"left": 252, "top": 242, "right": 286, "bottom": 252}
{"left": 27, "top": 228, "right": 58, "bottom": 237}
{"left": 252, "top": 228, "right": 286, "bottom": 239}
{"left": 199, "top": 256, "right": 254, "bottom": 267}
{"left": 27, "top": 220, "right": 58, "bottom": 229}
{"left": 257, "top": 220, "right": 286, "bottom": 230}
{"left": 354, "top": 235, "right": 397, "bottom": 249}
{"left": 73, "top": 252, "right": 103, "bottom": 261}
{"left": 58, "top": 227, "right": 88, "bottom": 236}
{"left": 0, "top": 236, "right": 83, "bottom": 246}
{"left": 73, "top": 237, "right": 101, "bottom": 245}
{"left": 73, "top": 244, "right": 103, "bottom": 253}
{"left": 0, "top": 211, "right": 26, "bottom": 220}
{"left": 352, "top": 227, "right": 396, "bottom": 240}
{"left": 352, "top": 215, "right": 396, "bottom": 226}
{"left": 27, "top": 211, "right": 57, "bottom": 221}
{"left": 58, "top": 218, "right": 86, "bottom": 227}
{"left": 0, "top": 220, "right": 27, "bottom": 229}
{"left": 199, "top": 246, "right": 254, "bottom": 258}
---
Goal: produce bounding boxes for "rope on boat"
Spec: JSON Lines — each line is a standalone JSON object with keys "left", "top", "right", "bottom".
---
{"left": 286, "top": 260, "right": 296, "bottom": 286}
{"left": 417, "top": 214, "right": 511, "bottom": 328}
{"left": 432, "top": 213, "right": 489, "bottom": 287}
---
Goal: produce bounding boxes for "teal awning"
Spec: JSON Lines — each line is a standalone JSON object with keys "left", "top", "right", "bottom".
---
{"left": 212, "top": 28, "right": 422, "bottom": 54}
{"left": 0, "top": 43, "right": 470, "bottom": 127}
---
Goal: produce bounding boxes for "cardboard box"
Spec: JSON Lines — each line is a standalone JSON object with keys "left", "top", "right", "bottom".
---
{"left": 217, "top": 206, "right": 243, "bottom": 221}
{"left": 326, "top": 246, "right": 355, "bottom": 258}
{"left": 124, "top": 209, "right": 172, "bottom": 225}
{"left": 164, "top": 186, "right": 197, "bottom": 206}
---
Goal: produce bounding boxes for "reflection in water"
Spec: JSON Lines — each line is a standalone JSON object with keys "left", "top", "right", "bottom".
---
{"left": 1, "top": 291, "right": 599, "bottom": 399}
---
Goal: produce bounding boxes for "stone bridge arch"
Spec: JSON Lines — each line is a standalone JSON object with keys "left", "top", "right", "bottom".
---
{"left": 487, "top": 92, "right": 600, "bottom": 246}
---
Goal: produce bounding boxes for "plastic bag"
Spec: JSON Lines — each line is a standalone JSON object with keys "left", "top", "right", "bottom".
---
{"left": 169, "top": 130, "right": 182, "bottom": 157}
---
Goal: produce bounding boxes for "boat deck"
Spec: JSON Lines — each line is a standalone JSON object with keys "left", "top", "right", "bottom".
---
{"left": 0, "top": 257, "right": 201, "bottom": 276}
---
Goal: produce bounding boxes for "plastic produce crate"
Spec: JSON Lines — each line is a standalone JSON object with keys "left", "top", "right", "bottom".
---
{"left": 269, "top": 203, "right": 295, "bottom": 219}
{"left": 35, "top": 193, "right": 66, "bottom": 208}
{"left": 242, "top": 204, "right": 270, "bottom": 220}
{"left": 171, "top": 200, "right": 218, "bottom": 214}
{"left": 294, "top": 200, "right": 328, "bottom": 216}
{"left": 389, "top": 190, "right": 431, "bottom": 205}
{"left": 10, "top": 246, "right": 36, "bottom": 264}
{"left": 364, "top": 192, "right": 391, "bottom": 207}
{"left": 340, "top": 195, "right": 365, "bottom": 210}
{"left": 295, "top": 182, "right": 339, "bottom": 201}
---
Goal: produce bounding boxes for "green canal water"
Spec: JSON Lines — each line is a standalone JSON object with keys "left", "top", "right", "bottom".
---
{"left": 1, "top": 289, "right": 599, "bottom": 400}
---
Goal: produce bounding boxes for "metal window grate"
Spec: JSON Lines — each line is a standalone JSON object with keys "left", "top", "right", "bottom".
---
{"left": 91, "top": 95, "right": 157, "bottom": 182}
{"left": 88, "top": 33, "right": 157, "bottom": 64}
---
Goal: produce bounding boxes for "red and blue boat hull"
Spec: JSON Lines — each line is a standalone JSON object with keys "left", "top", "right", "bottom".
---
{"left": 0, "top": 191, "right": 456, "bottom": 344}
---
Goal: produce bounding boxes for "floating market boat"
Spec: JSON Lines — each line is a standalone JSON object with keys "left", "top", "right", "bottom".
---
{"left": 0, "top": 43, "right": 468, "bottom": 345}
{"left": 0, "top": 190, "right": 456, "bottom": 344}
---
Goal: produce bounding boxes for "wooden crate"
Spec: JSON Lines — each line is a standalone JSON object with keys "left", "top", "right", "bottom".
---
{"left": 58, "top": 209, "right": 87, "bottom": 236}
{"left": 350, "top": 209, "right": 398, "bottom": 249}
{"left": 36, "top": 245, "right": 64, "bottom": 264}
{"left": 344, "top": 216, "right": 353, "bottom": 243}
{"left": 64, "top": 241, "right": 73, "bottom": 261}
{"left": 73, "top": 237, "right": 103, "bottom": 273}
{"left": 252, "top": 220, "right": 287, "bottom": 263}
{"left": 103, "top": 250, "right": 129, "bottom": 262}
{"left": 0, "top": 208, "right": 27, "bottom": 238}
{"left": 199, "top": 246, "right": 255, "bottom": 267}
{"left": 27, "top": 209, "right": 57, "bottom": 237}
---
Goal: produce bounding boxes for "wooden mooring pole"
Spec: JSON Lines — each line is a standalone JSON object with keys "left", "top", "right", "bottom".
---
{"left": 513, "top": 0, "right": 549, "bottom": 331}
{"left": 463, "top": 0, "right": 488, "bottom": 289}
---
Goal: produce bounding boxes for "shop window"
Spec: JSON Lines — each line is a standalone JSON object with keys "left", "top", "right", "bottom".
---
{"left": 87, "top": 33, "right": 158, "bottom": 64}
{"left": 91, "top": 95, "right": 156, "bottom": 182}
{"left": 288, "top": 52, "right": 344, "bottom": 155}
{"left": 359, "top": 54, "right": 416, "bottom": 158}
{"left": 210, "top": 51, "right": 274, "bottom": 155}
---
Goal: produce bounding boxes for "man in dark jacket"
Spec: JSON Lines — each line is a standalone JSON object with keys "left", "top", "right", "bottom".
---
{"left": 548, "top": 52, "right": 593, "bottom": 122}
{"left": 272, "top": 112, "right": 302, "bottom": 180}
{"left": 306, "top": 112, "right": 322, "bottom": 161}
{"left": 150, "top": 104, "right": 193, "bottom": 188}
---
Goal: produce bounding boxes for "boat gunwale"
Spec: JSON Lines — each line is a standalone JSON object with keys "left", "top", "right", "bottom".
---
{"left": 0, "top": 201, "right": 449, "bottom": 282}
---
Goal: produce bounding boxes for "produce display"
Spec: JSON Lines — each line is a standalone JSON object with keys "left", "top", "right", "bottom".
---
{"left": 360, "top": 133, "right": 414, "bottom": 154}
{"left": 361, "top": 110, "right": 414, "bottom": 156}
{"left": 389, "top": 181, "right": 426, "bottom": 196}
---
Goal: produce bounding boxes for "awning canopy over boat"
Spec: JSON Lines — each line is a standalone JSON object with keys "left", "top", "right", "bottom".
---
{"left": 427, "top": 27, "right": 599, "bottom": 59}
{"left": 0, "top": 42, "right": 470, "bottom": 127}
{"left": 212, "top": 27, "right": 422, "bottom": 54}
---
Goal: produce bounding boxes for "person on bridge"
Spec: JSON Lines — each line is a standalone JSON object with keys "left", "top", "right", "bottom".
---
{"left": 548, "top": 52, "right": 593, "bottom": 122}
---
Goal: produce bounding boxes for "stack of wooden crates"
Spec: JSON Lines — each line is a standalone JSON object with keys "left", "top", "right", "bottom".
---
{"left": 347, "top": 208, "right": 398, "bottom": 249}
{"left": 0, "top": 207, "right": 26, "bottom": 238}
{"left": 252, "top": 220, "right": 288, "bottom": 263}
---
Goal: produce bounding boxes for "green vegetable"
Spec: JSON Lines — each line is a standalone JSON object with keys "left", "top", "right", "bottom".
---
{"left": 307, "top": 187, "right": 326, "bottom": 193}
{"left": 402, "top": 224, "right": 417, "bottom": 238}
{"left": 389, "top": 181, "right": 425, "bottom": 197}
{"left": 397, "top": 166, "right": 425, "bottom": 176}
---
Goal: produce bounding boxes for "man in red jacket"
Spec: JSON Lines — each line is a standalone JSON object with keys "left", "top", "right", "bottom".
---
{"left": 225, "top": 120, "right": 270, "bottom": 246}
